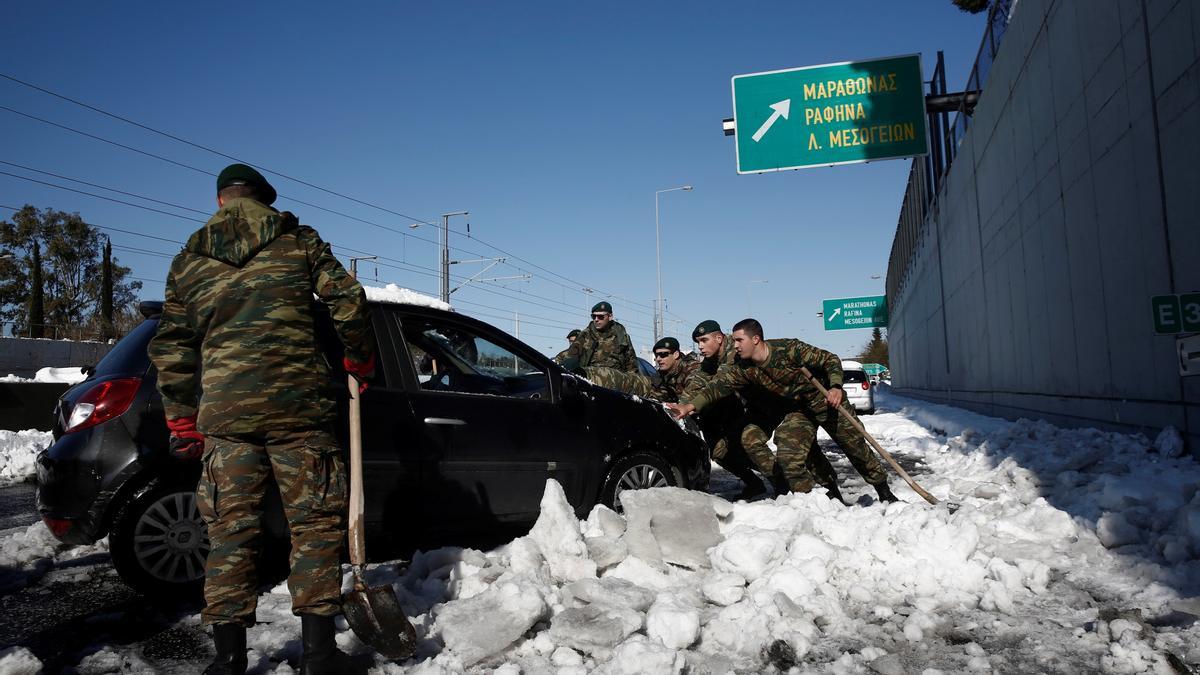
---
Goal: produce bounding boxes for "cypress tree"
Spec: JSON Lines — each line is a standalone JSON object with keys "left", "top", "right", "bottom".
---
{"left": 29, "top": 242, "right": 44, "bottom": 339}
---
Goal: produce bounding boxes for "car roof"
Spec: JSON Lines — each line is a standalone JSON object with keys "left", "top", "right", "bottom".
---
{"left": 841, "top": 359, "right": 865, "bottom": 370}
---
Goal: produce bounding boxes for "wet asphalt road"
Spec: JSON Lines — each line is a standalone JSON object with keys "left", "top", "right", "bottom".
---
{"left": 0, "top": 482, "right": 210, "bottom": 672}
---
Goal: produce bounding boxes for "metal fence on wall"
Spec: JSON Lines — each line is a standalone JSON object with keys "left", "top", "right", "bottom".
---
{"left": 886, "top": 0, "right": 1015, "bottom": 308}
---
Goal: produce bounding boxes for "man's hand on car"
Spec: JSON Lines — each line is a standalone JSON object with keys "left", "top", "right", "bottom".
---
{"left": 166, "top": 416, "right": 205, "bottom": 461}
{"left": 344, "top": 353, "right": 376, "bottom": 394}
{"left": 664, "top": 402, "right": 695, "bottom": 420}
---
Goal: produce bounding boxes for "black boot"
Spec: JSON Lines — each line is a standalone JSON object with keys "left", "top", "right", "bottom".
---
{"left": 300, "top": 615, "right": 367, "bottom": 674}
{"left": 203, "top": 623, "right": 247, "bottom": 675}
{"left": 875, "top": 482, "right": 899, "bottom": 503}
{"left": 768, "top": 464, "right": 791, "bottom": 496}
{"left": 824, "top": 482, "right": 848, "bottom": 506}
{"left": 734, "top": 473, "right": 767, "bottom": 500}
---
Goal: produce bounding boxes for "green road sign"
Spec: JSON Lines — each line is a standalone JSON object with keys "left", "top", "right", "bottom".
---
{"left": 731, "top": 54, "right": 928, "bottom": 174}
{"left": 823, "top": 295, "right": 888, "bottom": 331}
{"left": 1152, "top": 293, "right": 1200, "bottom": 334}
{"left": 1183, "top": 293, "right": 1200, "bottom": 332}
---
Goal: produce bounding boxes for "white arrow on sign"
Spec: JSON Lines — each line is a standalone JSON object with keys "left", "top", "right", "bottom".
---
{"left": 826, "top": 307, "right": 841, "bottom": 323}
{"left": 751, "top": 99, "right": 791, "bottom": 143}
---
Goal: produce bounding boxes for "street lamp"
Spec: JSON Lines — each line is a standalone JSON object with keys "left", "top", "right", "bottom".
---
{"left": 655, "top": 185, "right": 692, "bottom": 341}
{"left": 746, "top": 279, "right": 768, "bottom": 316}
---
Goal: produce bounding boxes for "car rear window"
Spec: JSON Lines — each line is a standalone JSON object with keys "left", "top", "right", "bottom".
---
{"left": 843, "top": 370, "right": 867, "bottom": 384}
{"left": 91, "top": 319, "right": 157, "bottom": 376}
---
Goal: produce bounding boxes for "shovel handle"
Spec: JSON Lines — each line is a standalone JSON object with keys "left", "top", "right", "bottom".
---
{"left": 800, "top": 367, "right": 939, "bottom": 505}
{"left": 348, "top": 373, "right": 367, "bottom": 566}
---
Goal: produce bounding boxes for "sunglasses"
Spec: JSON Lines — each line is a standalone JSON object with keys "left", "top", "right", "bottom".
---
{"left": 653, "top": 351, "right": 674, "bottom": 358}
{"left": 591, "top": 314, "right": 610, "bottom": 319}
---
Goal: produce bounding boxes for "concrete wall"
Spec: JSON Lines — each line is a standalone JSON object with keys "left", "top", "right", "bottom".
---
{"left": 889, "top": 0, "right": 1200, "bottom": 451}
{"left": 0, "top": 337, "right": 116, "bottom": 379}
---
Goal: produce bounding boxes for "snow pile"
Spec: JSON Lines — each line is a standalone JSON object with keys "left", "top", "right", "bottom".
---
{"left": 320, "top": 391, "right": 1193, "bottom": 673}
{"left": 64, "top": 392, "right": 1200, "bottom": 672}
{"left": 0, "top": 366, "right": 88, "bottom": 384}
{"left": 364, "top": 283, "right": 452, "bottom": 311}
{"left": 0, "top": 646, "right": 42, "bottom": 674}
{"left": 0, "top": 522, "right": 108, "bottom": 593}
{"left": 0, "top": 429, "right": 52, "bottom": 486}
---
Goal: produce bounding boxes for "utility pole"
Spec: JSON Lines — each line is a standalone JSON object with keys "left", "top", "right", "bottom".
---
{"left": 349, "top": 255, "right": 377, "bottom": 280}
{"left": 441, "top": 211, "right": 469, "bottom": 303}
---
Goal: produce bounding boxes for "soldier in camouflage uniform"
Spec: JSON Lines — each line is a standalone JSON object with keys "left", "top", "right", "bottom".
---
{"left": 583, "top": 336, "right": 696, "bottom": 402}
{"left": 148, "top": 164, "right": 375, "bottom": 675}
{"left": 669, "top": 318, "right": 897, "bottom": 503}
{"left": 686, "top": 321, "right": 842, "bottom": 502}
{"left": 553, "top": 329, "right": 581, "bottom": 364}
{"left": 557, "top": 301, "right": 638, "bottom": 373}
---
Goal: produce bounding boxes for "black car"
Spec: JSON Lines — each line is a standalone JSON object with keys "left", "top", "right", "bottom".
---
{"left": 36, "top": 298, "right": 709, "bottom": 594}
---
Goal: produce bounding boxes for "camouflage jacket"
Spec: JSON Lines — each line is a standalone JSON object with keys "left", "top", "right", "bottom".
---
{"left": 656, "top": 352, "right": 701, "bottom": 401}
{"left": 564, "top": 320, "right": 637, "bottom": 372}
{"left": 148, "top": 198, "right": 375, "bottom": 435}
{"left": 682, "top": 333, "right": 736, "bottom": 399}
{"left": 684, "top": 338, "right": 843, "bottom": 415}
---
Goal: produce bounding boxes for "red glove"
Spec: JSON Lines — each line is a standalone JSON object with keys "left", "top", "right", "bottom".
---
{"left": 344, "top": 353, "right": 376, "bottom": 394}
{"left": 166, "top": 416, "right": 205, "bottom": 461}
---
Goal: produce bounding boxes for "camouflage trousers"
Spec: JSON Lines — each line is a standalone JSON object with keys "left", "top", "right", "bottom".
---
{"left": 584, "top": 367, "right": 657, "bottom": 399}
{"left": 197, "top": 427, "right": 347, "bottom": 626}
{"left": 740, "top": 413, "right": 840, "bottom": 494}
{"left": 766, "top": 398, "right": 887, "bottom": 493}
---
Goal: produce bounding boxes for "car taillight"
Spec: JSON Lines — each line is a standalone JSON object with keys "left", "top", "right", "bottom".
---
{"left": 862, "top": 382, "right": 870, "bottom": 391}
{"left": 63, "top": 377, "right": 142, "bottom": 433}
{"left": 42, "top": 515, "right": 72, "bottom": 537}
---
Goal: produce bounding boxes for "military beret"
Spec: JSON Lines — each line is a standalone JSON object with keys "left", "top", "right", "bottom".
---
{"left": 567, "top": 329, "right": 581, "bottom": 339}
{"left": 217, "top": 163, "right": 277, "bottom": 206}
{"left": 692, "top": 319, "right": 721, "bottom": 341}
{"left": 653, "top": 337, "right": 680, "bottom": 353}
{"left": 591, "top": 301, "right": 613, "bottom": 315}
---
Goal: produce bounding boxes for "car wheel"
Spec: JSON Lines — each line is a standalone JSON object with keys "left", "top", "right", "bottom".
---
{"left": 600, "top": 451, "right": 677, "bottom": 513}
{"left": 109, "top": 478, "right": 208, "bottom": 597}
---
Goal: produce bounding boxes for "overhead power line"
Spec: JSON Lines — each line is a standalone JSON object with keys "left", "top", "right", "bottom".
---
{"left": 0, "top": 73, "right": 658, "bottom": 315}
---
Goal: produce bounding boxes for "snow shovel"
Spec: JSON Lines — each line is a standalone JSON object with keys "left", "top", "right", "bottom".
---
{"left": 341, "top": 373, "right": 418, "bottom": 660}
{"left": 800, "top": 367, "right": 939, "bottom": 505}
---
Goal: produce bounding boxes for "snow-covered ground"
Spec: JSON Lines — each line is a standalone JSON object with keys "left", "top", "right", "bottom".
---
{"left": 0, "top": 366, "right": 88, "bottom": 384}
{"left": 3, "top": 390, "right": 1199, "bottom": 673}
{"left": 0, "top": 429, "right": 52, "bottom": 486}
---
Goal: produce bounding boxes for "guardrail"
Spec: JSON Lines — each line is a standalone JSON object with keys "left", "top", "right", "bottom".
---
{"left": 886, "top": 0, "right": 1015, "bottom": 307}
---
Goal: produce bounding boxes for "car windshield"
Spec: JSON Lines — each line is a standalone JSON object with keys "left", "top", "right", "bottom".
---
{"left": 91, "top": 319, "right": 157, "bottom": 377}
{"left": 843, "top": 370, "right": 867, "bottom": 384}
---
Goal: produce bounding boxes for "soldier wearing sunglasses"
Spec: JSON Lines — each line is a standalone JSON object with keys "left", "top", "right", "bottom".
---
{"left": 556, "top": 301, "right": 638, "bottom": 374}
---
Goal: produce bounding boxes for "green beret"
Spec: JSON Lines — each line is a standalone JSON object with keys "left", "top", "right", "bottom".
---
{"left": 591, "top": 301, "right": 613, "bottom": 315}
{"left": 692, "top": 319, "right": 721, "bottom": 341}
{"left": 217, "top": 163, "right": 277, "bottom": 206}
{"left": 653, "top": 337, "right": 680, "bottom": 353}
{"left": 567, "top": 329, "right": 581, "bottom": 339}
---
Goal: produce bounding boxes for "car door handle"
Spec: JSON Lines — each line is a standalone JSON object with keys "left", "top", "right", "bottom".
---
{"left": 424, "top": 417, "right": 467, "bottom": 427}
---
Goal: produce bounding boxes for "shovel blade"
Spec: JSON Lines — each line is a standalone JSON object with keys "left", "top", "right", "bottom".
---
{"left": 343, "top": 585, "right": 418, "bottom": 661}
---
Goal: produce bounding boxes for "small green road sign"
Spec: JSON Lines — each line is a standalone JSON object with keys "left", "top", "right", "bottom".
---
{"left": 823, "top": 295, "right": 888, "bottom": 331}
{"left": 731, "top": 54, "right": 928, "bottom": 174}
{"left": 1153, "top": 295, "right": 1183, "bottom": 334}
{"left": 1182, "top": 293, "right": 1200, "bottom": 332}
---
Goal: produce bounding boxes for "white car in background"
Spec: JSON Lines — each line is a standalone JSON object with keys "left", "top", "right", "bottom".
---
{"left": 840, "top": 360, "right": 875, "bottom": 414}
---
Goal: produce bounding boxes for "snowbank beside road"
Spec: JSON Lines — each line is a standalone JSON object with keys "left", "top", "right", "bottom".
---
{"left": 0, "top": 429, "right": 52, "bottom": 486}
{"left": 0, "top": 366, "right": 87, "bottom": 384}
{"left": 54, "top": 391, "right": 1200, "bottom": 673}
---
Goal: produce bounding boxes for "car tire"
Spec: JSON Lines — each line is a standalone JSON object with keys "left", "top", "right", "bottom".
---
{"left": 600, "top": 451, "right": 677, "bottom": 513}
{"left": 109, "top": 478, "right": 208, "bottom": 597}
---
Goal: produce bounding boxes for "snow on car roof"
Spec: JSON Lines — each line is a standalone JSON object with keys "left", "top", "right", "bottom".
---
{"left": 362, "top": 283, "right": 452, "bottom": 311}
{"left": 841, "top": 359, "right": 864, "bottom": 369}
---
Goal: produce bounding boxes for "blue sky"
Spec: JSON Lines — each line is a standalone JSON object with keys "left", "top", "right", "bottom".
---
{"left": 0, "top": 1, "right": 985, "bottom": 358}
